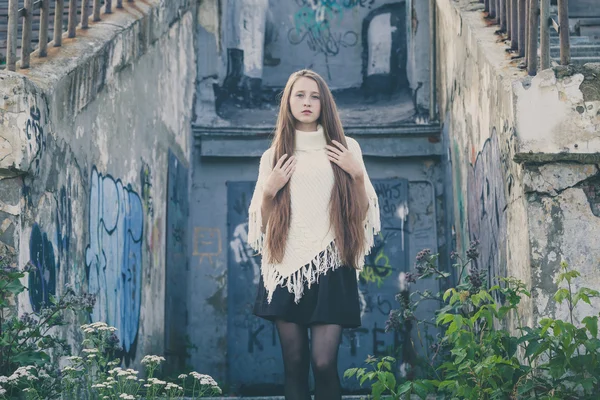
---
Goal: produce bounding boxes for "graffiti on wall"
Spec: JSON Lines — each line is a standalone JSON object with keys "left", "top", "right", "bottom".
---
{"left": 28, "top": 224, "right": 57, "bottom": 312}
{"left": 25, "top": 105, "right": 47, "bottom": 176}
{"left": 229, "top": 191, "right": 260, "bottom": 285}
{"left": 85, "top": 167, "right": 144, "bottom": 356}
{"left": 193, "top": 227, "right": 222, "bottom": 266}
{"left": 140, "top": 162, "right": 154, "bottom": 219}
{"left": 467, "top": 129, "right": 508, "bottom": 284}
{"left": 288, "top": 0, "right": 375, "bottom": 65}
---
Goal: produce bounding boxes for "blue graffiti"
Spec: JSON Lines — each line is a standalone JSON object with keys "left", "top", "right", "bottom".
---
{"left": 85, "top": 167, "right": 144, "bottom": 354}
{"left": 29, "top": 224, "right": 57, "bottom": 312}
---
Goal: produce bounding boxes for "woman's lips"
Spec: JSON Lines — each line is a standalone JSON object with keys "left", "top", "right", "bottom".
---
{"left": 302, "top": 110, "right": 312, "bottom": 114}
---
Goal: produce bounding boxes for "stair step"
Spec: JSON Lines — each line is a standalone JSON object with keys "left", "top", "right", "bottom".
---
{"left": 551, "top": 56, "right": 600, "bottom": 64}
{"left": 551, "top": 45, "right": 600, "bottom": 57}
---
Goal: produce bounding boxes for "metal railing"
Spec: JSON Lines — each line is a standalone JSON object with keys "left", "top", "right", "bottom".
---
{"left": 4, "top": 0, "right": 135, "bottom": 72}
{"left": 481, "top": 0, "right": 571, "bottom": 76}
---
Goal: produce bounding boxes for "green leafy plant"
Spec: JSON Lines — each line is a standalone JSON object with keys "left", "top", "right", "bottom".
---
{"left": 0, "top": 258, "right": 95, "bottom": 399}
{"left": 346, "top": 242, "right": 600, "bottom": 400}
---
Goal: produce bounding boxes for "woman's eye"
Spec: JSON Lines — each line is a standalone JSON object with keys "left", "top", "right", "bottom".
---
{"left": 296, "top": 93, "right": 304, "bottom": 97}
{"left": 312, "top": 96, "right": 319, "bottom": 100}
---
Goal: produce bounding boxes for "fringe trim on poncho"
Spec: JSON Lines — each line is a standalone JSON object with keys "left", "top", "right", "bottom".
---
{"left": 247, "top": 194, "right": 381, "bottom": 304}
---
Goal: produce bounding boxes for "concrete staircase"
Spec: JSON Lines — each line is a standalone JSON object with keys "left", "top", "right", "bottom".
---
{"left": 548, "top": 10, "right": 600, "bottom": 64}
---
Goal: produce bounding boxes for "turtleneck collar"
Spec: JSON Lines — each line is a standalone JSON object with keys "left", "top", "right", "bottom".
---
{"left": 295, "top": 124, "right": 327, "bottom": 151}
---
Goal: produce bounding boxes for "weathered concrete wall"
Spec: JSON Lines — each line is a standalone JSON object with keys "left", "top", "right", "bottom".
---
{"left": 436, "top": 0, "right": 600, "bottom": 327}
{"left": 0, "top": 0, "right": 196, "bottom": 367}
{"left": 195, "top": 0, "right": 431, "bottom": 121}
{"left": 436, "top": 0, "right": 531, "bottom": 327}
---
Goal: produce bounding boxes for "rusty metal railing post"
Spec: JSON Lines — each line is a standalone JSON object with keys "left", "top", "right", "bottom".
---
{"left": 511, "top": 0, "right": 518, "bottom": 49}
{"left": 105, "top": 0, "right": 112, "bottom": 14}
{"left": 558, "top": 0, "right": 570, "bottom": 65}
{"left": 484, "top": 0, "right": 490, "bottom": 12}
{"left": 540, "top": 0, "right": 550, "bottom": 69}
{"left": 82, "top": 0, "right": 90, "bottom": 29}
{"left": 506, "top": 0, "right": 512, "bottom": 38}
{"left": 524, "top": 0, "right": 530, "bottom": 64}
{"left": 54, "top": 0, "right": 64, "bottom": 46}
{"left": 68, "top": 0, "right": 77, "bottom": 38}
{"left": 93, "top": 0, "right": 101, "bottom": 21}
{"left": 117, "top": 0, "right": 123, "bottom": 8}
{"left": 527, "top": 0, "right": 539, "bottom": 75}
{"left": 490, "top": 0, "right": 496, "bottom": 19}
{"left": 6, "top": 0, "right": 19, "bottom": 71}
{"left": 518, "top": 0, "right": 526, "bottom": 56}
{"left": 500, "top": 0, "right": 506, "bottom": 32}
{"left": 21, "top": 0, "right": 34, "bottom": 69}
{"left": 39, "top": 0, "right": 51, "bottom": 57}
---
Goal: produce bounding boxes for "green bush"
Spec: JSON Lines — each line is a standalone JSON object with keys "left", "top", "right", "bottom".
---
{"left": 345, "top": 242, "right": 600, "bottom": 399}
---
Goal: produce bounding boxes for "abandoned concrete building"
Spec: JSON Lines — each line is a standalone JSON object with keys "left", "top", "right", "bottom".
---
{"left": 1, "top": 0, "right": 600, "bottom": 395}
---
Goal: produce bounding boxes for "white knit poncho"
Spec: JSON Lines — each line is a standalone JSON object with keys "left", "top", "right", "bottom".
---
{"left": 247, "top": 125, "right": 381, "bottom": 304}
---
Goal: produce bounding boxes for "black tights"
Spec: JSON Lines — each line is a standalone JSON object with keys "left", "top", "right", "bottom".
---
{"left": 275, "top": 320, "right": 343, "bottom": 400}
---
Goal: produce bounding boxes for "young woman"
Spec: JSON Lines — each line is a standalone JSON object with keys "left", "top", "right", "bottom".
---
{"left": 247, "top": 69, "right": 380, "bottom": 400}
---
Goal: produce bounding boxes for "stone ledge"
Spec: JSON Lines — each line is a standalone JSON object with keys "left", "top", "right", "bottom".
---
{"left": 194, "top": 124, "right": 443, "bottom": 158}
{"left": 514, "top": 152, "right": 600, "bottom": 164}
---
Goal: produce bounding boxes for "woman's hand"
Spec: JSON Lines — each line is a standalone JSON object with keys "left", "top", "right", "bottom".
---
{"left": 264, "top": 154, "right": 297, "bottom": 198}
{"left": 326, "top": 140, "right": 364, "bottom": 180}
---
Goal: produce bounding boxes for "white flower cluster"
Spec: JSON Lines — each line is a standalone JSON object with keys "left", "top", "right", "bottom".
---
{"left": 146, "top": 377, "right": 167, "bottom": 386}
{"left": 7, "top": 366, "right": 37, "bottom": 383}
{"left": 140, "top": 355, "right": 166, "bottom": 366}
{"left": 0, "top": 387, "right": 6, "bottom": 396}
{"left": 165, "top": 382, "right": 183, "bottom": 391}
{"left": 119, "top": 394, "right": 135, "bottom": 399}
{"left": 80, "top": 322, "right": 118, "bottom": 334}
{"left": 189, "top": 372, "right": 219, "bottom": 387}
{"left": 108, "top": 367, "right": 139, "bottom": 379}
{"left": 61, "top": 366, "right": 81, "bottom": 373}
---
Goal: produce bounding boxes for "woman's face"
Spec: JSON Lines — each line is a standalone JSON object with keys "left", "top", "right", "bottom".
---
{"left": 289, "top": 77, "right": 321, "bottom": 130}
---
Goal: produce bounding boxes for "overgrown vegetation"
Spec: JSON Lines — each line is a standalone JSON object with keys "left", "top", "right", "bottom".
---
{"left": 346, "top": 242, "right": 600, "bottom": 399}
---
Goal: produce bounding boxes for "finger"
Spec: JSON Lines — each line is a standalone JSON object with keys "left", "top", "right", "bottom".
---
{"left": 326, "top": 145, "right": 343, "bottom": 156}
{"left": 286, "top": 166, "right": 296, "bottom": 178}
{"left": 282, "top": 155, "right": 295, "bottom": 170}
{"left": 326, "top": 151, "right": 340, "bottom": 160}
{"left": 275, "top": 154, "right": 288, "bottom": 169}
{"left": 284, "top": 159, "right": 296, "bottom": 174}
{"left": 327, "top": 155, "right": 340, "bottom": 165}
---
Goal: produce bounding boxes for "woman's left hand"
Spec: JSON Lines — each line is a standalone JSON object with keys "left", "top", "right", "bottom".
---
{"left": 326, "top": 140, "right": 364, "bottom": 180}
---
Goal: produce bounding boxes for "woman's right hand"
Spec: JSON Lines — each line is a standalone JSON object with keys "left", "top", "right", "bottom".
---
{"left": 264, "top": 154, "right": 297, "bottom": 198}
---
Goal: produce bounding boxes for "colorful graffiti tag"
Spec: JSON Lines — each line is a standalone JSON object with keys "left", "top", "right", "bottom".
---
{"left": 289, "top": 0, "right": 365, "bottom": 58}
{"left": 85, "top": 167, "right": 144, "bottom": 356}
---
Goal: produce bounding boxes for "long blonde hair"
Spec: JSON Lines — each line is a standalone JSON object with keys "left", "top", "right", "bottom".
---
{"left": 265, "top": 69, "right": 366, "bottom": 269}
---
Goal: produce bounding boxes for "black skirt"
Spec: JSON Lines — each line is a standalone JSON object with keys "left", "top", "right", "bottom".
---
{"left": 253, "top": 264, "right": 362, "bottom": 328}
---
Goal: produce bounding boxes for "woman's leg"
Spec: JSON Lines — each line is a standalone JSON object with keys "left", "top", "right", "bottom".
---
{"left": 310, "top": 324, "right": 343, "bottom": 400}
{"left": 275, "top": 320, "right": 311, "bottom": 400}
